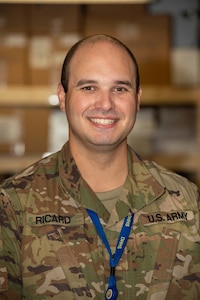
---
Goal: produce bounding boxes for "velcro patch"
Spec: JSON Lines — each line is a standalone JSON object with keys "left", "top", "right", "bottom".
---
{"left": 27, "top": 212, "right": 84, "bottom": 227}
{"left": 139, "top": 211, "right": 194, "bottom": 226}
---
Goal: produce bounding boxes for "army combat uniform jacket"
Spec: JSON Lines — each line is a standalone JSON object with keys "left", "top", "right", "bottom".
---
{"left": 0, "top": 142, "right": 200, "bottom": 300}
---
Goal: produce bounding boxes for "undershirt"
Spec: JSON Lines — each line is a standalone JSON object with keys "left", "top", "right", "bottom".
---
{"left": 96, "top": 186, "right": 123, "bottom": 212}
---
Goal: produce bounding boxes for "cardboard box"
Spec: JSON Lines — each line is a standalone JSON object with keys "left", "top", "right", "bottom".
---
{"left": 171, "top": 48, "right": 200, "bottom": 85}
{"left": 0, "top": 42, "right": 27, "bottom": 86}
{"left": 28, "top": 4, "right": 82, "bottom": 85}
{"left": 0, "top": 108, "right": 49, "bottom": 154}
{"left": 84, "top": 4, "right": 171, "bottom": 85}
{"left": 155, "top": 107, "right": 196, "bottom": 154}
{"left": 0, "top": 4, "right": 28, "bottom": 85}
{"left": 0, "top": 4, "right": 27, "bottom": 33}
{"left": 29, "top": 4, "right": 80, "bottom": 35}
{"left": 23, "top": 108, "right": 50, "bottom": 153}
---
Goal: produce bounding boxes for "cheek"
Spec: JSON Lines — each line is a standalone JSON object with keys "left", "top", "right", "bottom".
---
{"left": 66, "top": 99, "right": 89, "bottom": 122}
{"left": 119, "top": 100, "right": 138, "bottom": 118}
{"left": 67, "top": 92, "right": 92, "bottom": 113}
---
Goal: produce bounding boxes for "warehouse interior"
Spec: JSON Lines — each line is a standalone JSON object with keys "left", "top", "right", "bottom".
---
{"left": 0, "top": 0, "right": 199, "bottom": 186}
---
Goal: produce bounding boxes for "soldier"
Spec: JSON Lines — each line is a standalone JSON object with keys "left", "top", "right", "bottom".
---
{"left": 0, "top": 34, "right": 200, "bottom": 300}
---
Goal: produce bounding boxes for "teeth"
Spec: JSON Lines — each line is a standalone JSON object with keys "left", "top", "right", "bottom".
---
{"left": 90, "top": 118, "right": 115, "bottom": 125}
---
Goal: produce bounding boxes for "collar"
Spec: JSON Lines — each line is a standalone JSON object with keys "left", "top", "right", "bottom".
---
{"left": 59, "top": 142, "right": 165, "bottom": 225}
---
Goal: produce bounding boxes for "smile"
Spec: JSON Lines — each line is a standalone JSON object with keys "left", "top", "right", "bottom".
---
{"left": 90, "top": 118, "right": 116, "bottom": 125}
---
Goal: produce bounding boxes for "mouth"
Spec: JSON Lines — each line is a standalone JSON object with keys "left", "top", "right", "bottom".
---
{"left": 90, "top": 118, "right": 117, "bottom": 125}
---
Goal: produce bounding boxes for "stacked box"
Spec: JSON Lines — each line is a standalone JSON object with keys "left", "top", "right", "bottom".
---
{"left": 0, "top": 4, "right": 27, "bottom": 86}
{"left": 155, "top": 107, "right": 196, "bottom": 154}
{"left": 28, "top": 4, "right": 82, "bottom": 86}
{"left": 84, "top": 4, "right": 171, "bottom": 85}
{"left": 0, "top": 107, "right": 50, "bottom": 155}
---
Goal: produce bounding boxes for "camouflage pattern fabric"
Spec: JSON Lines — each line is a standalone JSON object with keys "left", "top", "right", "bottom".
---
{"left": 0, "top": 142, "right": 199, "bottom": 299}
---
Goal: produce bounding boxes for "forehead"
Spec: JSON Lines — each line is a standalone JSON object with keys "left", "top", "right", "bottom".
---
{"left": 69, "top": 40, "right": 135, "bottom": 72}
{"left": 75, "top": 40, "right": 131, "bottom": 61}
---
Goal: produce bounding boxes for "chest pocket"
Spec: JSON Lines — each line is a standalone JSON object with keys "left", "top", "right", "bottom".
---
{"left": 25, "top": 212, "right": 95, "bottom": 299}
{"left": 137, "top": 210, "right": 200, "bottom": 300}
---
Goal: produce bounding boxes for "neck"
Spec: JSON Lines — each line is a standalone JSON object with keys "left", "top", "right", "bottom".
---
{"left": 69, "top": 141, "right": 128, "bottom": 192}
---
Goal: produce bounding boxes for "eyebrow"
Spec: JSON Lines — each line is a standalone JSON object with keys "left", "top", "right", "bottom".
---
{"left": 75, "top": 79, "right": 133, "bottom": 88}
{"left": 75, "top": 79, "right": 97, "bottom": 87}
{"left": 114, "top": 80, "right": 133, "bottom": 88}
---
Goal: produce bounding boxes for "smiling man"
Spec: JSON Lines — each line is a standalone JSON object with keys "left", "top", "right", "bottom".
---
{"left": 0, "top": 34, "right": 200, "bottom": 300}
{"left": 58, "top": 35, "right": 141, "bottom": 192}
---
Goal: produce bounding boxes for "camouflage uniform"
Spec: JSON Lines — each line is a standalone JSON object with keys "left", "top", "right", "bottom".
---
{"left": 0, "top": 142, "right": 200, "bottom": 300}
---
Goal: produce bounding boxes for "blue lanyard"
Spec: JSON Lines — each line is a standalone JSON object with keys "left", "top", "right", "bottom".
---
{"left": 86, "top": 209, "right": 134, "bottom": 300}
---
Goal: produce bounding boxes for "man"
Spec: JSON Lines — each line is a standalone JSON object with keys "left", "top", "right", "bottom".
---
{"left": 0, "top": 34, "right": 199, "bottom": 300}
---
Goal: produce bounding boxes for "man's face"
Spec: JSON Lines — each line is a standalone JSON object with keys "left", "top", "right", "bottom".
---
{"left": 60, "top": 40, "right": 141, "bottom": 152}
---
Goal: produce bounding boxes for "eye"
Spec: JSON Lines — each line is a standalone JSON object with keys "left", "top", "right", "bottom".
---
{"left": 113, "top": 86, "right": 128, "bottom": 93}
{"left": 82, "top": 86, "right": 95, "bottom": 91}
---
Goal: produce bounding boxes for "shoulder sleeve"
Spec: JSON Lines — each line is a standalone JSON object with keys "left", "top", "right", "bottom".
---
{"left": 147, "top": 160, "right": 199, "bottom": 201}
{"left": 0, "top": 184, "right": 22, "bottom": 299}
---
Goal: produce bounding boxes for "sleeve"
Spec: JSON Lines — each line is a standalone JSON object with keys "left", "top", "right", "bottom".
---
{"left": 198, "top": 188, "right": 200, "bottom": 229}
{"left": 0, "top": 188, "right": 22, "bottom": 299}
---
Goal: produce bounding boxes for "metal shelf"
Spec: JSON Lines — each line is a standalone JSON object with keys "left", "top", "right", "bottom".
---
{"left": 0, "top": 85, "right": 200, "bottom": 107}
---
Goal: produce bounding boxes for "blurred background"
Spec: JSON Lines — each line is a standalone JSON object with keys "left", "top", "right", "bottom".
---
{"left": 0, "top": 0, "right": 200, "bottom": 186}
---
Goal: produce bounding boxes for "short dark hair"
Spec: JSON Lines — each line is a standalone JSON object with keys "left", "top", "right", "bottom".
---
{"left": 61, "top": 34, "right": 140, "bottom": 93}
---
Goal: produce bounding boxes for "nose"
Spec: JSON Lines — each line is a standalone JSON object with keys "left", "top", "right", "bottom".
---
{"left": 94, "top": 90, "right": 115, "bottom": 111}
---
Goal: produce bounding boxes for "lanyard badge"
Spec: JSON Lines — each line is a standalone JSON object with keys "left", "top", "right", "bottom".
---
{"left": 105, "top": 272, "right": 118, "bottom": 300}
{"left": 86, "top": 209, "right": 134, "bottom": 300}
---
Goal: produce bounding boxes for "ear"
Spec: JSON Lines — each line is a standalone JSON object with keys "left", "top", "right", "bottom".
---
{"left": 57, "top": 83, "right": 66, "bottom": 112}
{"left": 136, "top": 87, "right": 142, "bottom": 112}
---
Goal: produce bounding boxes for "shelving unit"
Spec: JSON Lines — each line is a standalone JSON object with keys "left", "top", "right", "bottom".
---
{"left": 0, "top": 0, "right": 152, "bottom": 3}
{"left": 0, "top": 85, "right": 200, "bottom": 186}
{"left": 0, "top": 154, "right": 42, "bottom": 174}
{"left": 0, "top": 85, "right": 199, "bottom": 106}
{"left": 0, "top": 2, "right": 199, "bottom": 186}
{"left": 0, "top": 85, "right": 200, "bottom": 107}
